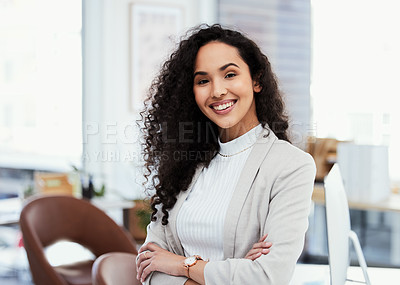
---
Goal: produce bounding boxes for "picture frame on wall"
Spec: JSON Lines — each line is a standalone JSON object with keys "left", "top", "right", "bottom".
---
{"left": 129, "top": 2, "right": 184, "bottom": 111}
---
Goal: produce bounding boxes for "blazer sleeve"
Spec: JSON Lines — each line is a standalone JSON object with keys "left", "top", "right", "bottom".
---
{"left": 142, "top": 208, "right": 189, "bottom": 285}
{"left": 203, "top": 153, "right": 316, "bottom": 285}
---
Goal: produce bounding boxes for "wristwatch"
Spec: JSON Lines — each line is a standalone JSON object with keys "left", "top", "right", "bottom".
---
{"left": 183, "top": 255, "right": 203, "bottom": 278}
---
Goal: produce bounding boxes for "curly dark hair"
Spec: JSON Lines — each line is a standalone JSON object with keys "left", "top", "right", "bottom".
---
{"left": 140, "top": 24, "right": 290, "bottom": 225}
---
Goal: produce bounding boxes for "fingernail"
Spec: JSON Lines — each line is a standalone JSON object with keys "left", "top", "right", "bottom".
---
{"left": 265, "top": 242, "right": 272, "bottom": 246}
{"left": 262, "top": 248, "right": 269, "bottom": 253}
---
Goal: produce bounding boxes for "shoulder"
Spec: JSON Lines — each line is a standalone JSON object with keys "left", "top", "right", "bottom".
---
{"left": 258, "top": 129, "right": 316, "bottom": 177}
{"left": 272, "top": 138, "right": 314, "bottom": 166}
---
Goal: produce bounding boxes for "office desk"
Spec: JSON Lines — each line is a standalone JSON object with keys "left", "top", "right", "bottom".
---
{"left": 0, "top": 196, "right": 134, "bottom": 228}
{"left": 290, "top": 263, "right": 400, "bottom": 285}
{"left": 312, "top": 184, "right": 400, "bottom": 265}
{"left": 313, "top": 183, "right": 400, "bottom": 213}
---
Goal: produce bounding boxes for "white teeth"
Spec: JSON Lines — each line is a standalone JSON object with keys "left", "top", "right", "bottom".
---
{"left": 213, "top": 101, "right": 234, "bottom": 111}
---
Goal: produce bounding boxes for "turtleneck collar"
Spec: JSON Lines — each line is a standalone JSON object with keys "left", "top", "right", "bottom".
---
{"left": 218, "top": 124, "right": 263, "bottom": 157}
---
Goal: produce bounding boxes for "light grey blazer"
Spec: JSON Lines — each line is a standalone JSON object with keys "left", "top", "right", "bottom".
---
{"left": 143, "top": 127, "right": 316, "bottom": 285}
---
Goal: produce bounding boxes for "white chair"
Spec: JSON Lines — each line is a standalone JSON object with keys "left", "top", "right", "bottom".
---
{"left": 324, "top": 163, "right": 371, "bottom": 285}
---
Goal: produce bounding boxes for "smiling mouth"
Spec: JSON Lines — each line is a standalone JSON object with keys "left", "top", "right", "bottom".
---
{"left": 210, "top": 100, "right": 237, "bottom": 111}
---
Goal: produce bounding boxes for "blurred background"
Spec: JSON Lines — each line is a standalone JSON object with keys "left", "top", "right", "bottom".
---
{"left": 1, "top": 0, "right": 399, "bottom": 284}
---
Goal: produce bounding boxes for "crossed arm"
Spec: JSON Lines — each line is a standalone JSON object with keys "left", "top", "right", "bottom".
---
{"left": 136, "top": 233, "right": 272, "bottom": 284}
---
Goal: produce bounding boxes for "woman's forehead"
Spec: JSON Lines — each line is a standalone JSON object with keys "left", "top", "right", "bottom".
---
{"left": 194, "top": 42, "right": 245, "bottom": 71}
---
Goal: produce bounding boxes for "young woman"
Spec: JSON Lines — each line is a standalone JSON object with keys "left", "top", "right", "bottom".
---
{"left": 136, "top": 24, "right": 316, "bottom": 285}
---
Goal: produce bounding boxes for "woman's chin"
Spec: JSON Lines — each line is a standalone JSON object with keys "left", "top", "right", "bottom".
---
{"left": 214, "top": 121, "right": 235, "bottom": 130}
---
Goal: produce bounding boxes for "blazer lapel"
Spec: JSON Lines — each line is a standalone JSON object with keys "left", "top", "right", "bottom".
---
{"left": 223, "top": 127, "right": 277, "bottom": 258}
{"left": 167, "top": 164, "right": 205, "bottom": 255}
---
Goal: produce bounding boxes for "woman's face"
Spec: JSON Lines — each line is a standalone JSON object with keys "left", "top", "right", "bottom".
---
{"left": 193, "top": 41, "right": 261, "bottom": 142}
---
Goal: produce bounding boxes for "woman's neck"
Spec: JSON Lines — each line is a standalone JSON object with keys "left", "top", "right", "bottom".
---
{"left": 219, "top": 120, "right": 260, "bottom": 143}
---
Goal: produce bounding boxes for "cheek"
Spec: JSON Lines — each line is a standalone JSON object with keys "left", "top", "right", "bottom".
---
{"left": 232, "top": 79, "right": 254, "bottom": 97}
{"left": 193, "top": 89, "right": 208, "bottom": 109}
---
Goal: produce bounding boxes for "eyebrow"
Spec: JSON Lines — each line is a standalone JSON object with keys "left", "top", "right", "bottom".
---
{"left": 193, "top": 62, "right": 239, "bottom": 77}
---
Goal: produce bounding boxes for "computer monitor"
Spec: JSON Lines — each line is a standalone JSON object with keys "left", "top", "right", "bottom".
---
{"left": 324, "top": 163, "right": 371, "bottom": 285}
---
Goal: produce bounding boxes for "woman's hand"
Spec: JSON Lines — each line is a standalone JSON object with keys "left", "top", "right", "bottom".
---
{"left": 244, "top": 234, "right": 272, "bottom": 260}
{"left": 136, "top": 242, "right": 187, "bottom": 283}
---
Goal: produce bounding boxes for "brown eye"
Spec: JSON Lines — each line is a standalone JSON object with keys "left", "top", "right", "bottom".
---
{"left": 225, "top": 73, "right": 236, "bottom": 79}
{"left": 197, "top": 79, "right": 209, "bottom": 85}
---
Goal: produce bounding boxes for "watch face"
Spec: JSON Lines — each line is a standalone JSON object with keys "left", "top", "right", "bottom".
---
{"left": 185, "top": 256, "right": 197, "bottom": 266}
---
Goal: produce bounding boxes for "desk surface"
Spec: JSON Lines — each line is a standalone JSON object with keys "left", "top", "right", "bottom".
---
{"left": 313, "top": 184, "right": 400, "bottom": 213}
{"left": 290, "top": 263, "right": 400, "bottom": 285}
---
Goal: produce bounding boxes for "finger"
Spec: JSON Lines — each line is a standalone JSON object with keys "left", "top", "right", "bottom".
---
{"left": 139, "top": 242, "right": 160, "bottom": 253}
{"left": 251, "top": 242, "right": 266, "bottom": 249}
{"left": 247, "top": 248, "right": 271, "bottom": 260}
{"left": 245, "top": 247, "right": 266, "bottom": 258}
{"left": 250, "top": 252, "right": 262, "bottom": 260}
{"left": 138, "top": 242, "right": 152, "bottom": 253}
{"left": 251, "top": 241, "right": 273, "bottom": 249}
{"left": 136, "top": 251, "right": 153, "bottom": 272}
{"left": 245, "top": 251, "right": 262, "bottom": 260}
{"left": 140, "top": 261, "right": 155, "bottom": 282}
{"left": 261, "top": 248, "right": 270, "bottom": 255}
{"left": 136, "top": 251, "right": 147, "bottom": 266}
{"left": 245, "top": 249, "right": 260, "bottom": 259}
{"left": 137, "top": 258, "right": 152, "bottom": 281}
{"left": 252, "top": 249, "right": 270, "bottom": 260}
{"left": 258, "top": 233, "right": 268, "bottom": 242}
{"left": 246, "top": 247, "right": 268, "bottom": 258}
{"left": 263, "top": 241, "right": 272, "bottom": 248}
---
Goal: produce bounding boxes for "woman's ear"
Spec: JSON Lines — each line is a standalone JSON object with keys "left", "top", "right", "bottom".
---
{"left": 253, "top": 81, "right": 262, "bottom": 93}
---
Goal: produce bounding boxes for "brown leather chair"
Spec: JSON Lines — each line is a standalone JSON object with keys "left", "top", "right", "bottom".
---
{"left": 19, "top": 195, "right": 138, "bottom": 285}
{"left": 92, "top": 252, "right": 141, "bottom": 285}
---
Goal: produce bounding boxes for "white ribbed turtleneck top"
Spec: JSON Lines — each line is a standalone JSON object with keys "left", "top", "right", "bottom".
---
{"left": 176, "top": 124, "right": 263, "bottom": 261}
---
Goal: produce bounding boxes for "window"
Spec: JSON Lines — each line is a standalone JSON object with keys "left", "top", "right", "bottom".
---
{"left": 311, "top": 0, "right": 400, "bottom": 182}
{"left": 0, "top": 0, "right": 82, "bottom": 171}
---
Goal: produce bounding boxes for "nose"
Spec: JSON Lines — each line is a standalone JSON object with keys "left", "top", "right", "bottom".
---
{"left": 212, "top": 81, "right": 227, "bottom": 98}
